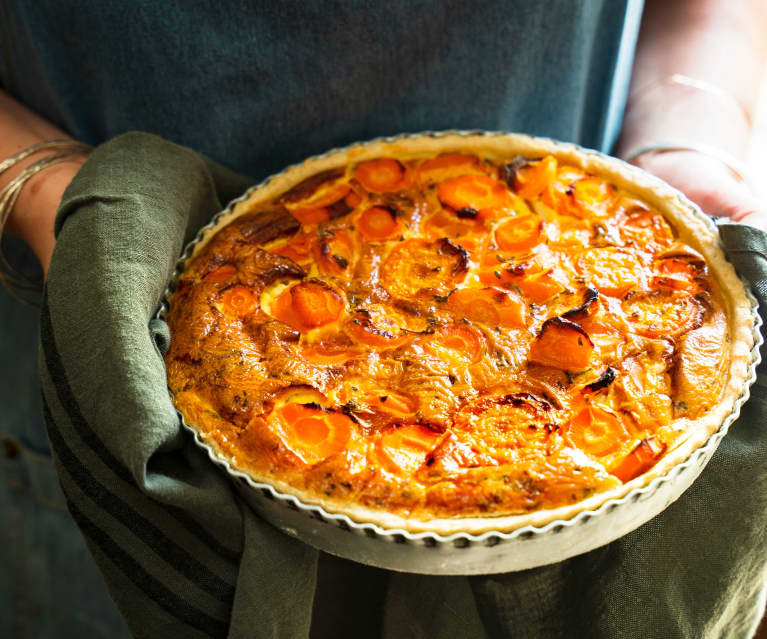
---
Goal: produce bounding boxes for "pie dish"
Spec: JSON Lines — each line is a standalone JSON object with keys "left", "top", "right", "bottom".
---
{"left": 160, "top": 131, "right": 759, "bottom": 572}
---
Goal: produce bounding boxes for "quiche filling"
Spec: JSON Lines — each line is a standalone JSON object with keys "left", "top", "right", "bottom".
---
{"left": 165, "top": 150, "right": 732, "bottom": 519}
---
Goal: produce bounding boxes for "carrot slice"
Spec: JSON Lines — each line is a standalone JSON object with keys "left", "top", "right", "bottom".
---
{"left": 314, "top": 229, "right": 355, "bottom": 276}
{"left": 417, "top": 153, "right": 483, "bottom": 184}
{"left": 204, "top": 264, "right": 238, "bottom": 282}
{"left": 271, "top": 231, "right": 315, "bottom": 264}
{"left": 568, "top": 404, "right": 630, "bottom": 457}
{"left": 220, "top": 285, "right": 258, "bottom": 316}
{"left": 271, "top": 403, "right": 353, "bottom": 465}
{"left": 346, "top": 310, "right": 410, "bottom": 349}
{"left": 619, "top": 209, "right": 675, "bottom": 252}
{"left": 505, "top": 155, "right": 557, "bottom": 199}
{"left": 355, "top": 158, "right": 410, "bottom": 193}
{"left": 365, "top": 392, "right": 416, "bottom": 418}
{"left": 528, "top": 316, "right": 594, "bottom": 371}
{"left": 421, "top": 208, "right": 484, "bottom": 250}
{"left": 290, "top": 206, "right": 331, "bottom": 225}
{"left": 494, "top": 214, "right": 543, "bottom": 253}
{"left": 480, "top": 260, "right": 565, "bottom": 302}
{"left": 298, "top": 181, "right": 351, "bottom": 208}
{"left": 564, "top": 177, "right": 614, "bottom": 218}
{"left": 430, "top": 324, "right": 484, "bottom": 363}
{"left": 290, "top": 281, "right": 345, "bottom": 328}
{"left": 375, "top": 424, "right": 443, "bottom": 474}
{"left": 447, "top": 286, "right": 526, "bottom": 328}
{"left": 357, "top": 206, "right": 402, "bottom": 241}
{"left": 344, "top": 190, "right": 362, "bottom": 208}
{"left": 380, "top": 238, "right": 468, "bottom": 298}
{"left": 546, "top": 215, "right": 592, "bottom": 249}
{"left": 577, "top": 248, "right": 643, "bottom": 297}
{"left": 624, "top": 291, "right": 704, "bottom": 338}
{"left": 652, "top": 255, "right": 706, "bottom": 292}
{"left": 611, "top": 437, "right": 666, "bottom": 482}
{"left": 437, "top": 175, "right": 512, "bottom": 213}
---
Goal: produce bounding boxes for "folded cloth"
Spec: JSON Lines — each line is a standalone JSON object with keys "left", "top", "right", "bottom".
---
{"left": 40, "top": 133, "right": 767, "bottom": 639}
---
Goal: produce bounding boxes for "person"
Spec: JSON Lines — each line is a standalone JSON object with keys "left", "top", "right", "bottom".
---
{"left": 1, "top": 1, "right": 766, "bottom": 637}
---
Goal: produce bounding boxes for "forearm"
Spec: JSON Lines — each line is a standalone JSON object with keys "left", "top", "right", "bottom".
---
{"left": 617, "top": 0, "right": 767, "bottom": 160}
{"left": 0, "top": 90, "right": 88, "bottom": 276}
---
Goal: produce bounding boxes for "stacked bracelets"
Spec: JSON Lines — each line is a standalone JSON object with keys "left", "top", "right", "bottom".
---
{"left": 0, "top": 139, "right": 91, "bottom": 302}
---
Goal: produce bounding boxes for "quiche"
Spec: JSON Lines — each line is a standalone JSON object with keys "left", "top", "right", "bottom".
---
{"left": 164, "top": 133, "right": 755, "bottom": 534}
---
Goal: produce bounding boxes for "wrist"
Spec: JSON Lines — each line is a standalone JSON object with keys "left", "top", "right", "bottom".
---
{"left": 5, "top": 152, "right": 88, "bottom": 277}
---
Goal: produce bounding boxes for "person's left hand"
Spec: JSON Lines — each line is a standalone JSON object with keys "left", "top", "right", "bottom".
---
{"left": 631, "top": 149, "right": 767, "bottom": 230}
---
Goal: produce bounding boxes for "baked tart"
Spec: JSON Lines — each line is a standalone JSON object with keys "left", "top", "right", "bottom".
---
{"left": 163, "top": 133, "right": 756, "bottom": 537}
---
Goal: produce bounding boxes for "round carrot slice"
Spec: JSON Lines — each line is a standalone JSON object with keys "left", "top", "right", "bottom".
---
{"left": 494, "top": 214, "right": 543, "bottom": 253}
{"left": 577, "top": 248, "right": 644, "bottom": 298}
{"left": 546, "top": 215, "right": 592, "bottom": 249}
{"left": 563, "top": 176, "right": 614, "bottom": 218}
{"left": 429, "top": 324, "right": 484, "bottom": 364}
{"left": 624, "top": 291, "right": 703, "bottom": 338}
{"left": 290, "top": 281, "right": 345, "bottom": 328}
{"left": 375, "top": 424, "right": 443, "bottom": 474}
{"left": 346, "top": 311, "right": 410, "bottom": 349}
{"left": 204, "top": 263, "right": 238, "bottom": 282}
{"left": 380, "top": 238, "right": 468, "bottom": 298}
{"left": 528, "top": 317, "right": 594, "bottom": 371}
{"left": 437, "top": 175, "right": 512, "bottom": 213}
{"left": 506, "top": 155, "right": 557, "bottom": 199}
{"left": 652, "top": 255, "right": 706, "bottom": 293}
{"left": 568, "top": 404, "right": 630, "bottom": 457}
{"left": 619, "top": 210, "right": 675, "bottom": 252}
{"left": 220, "top": 285, "right": 258, "bottom": 316}
{"left": 355, "top": 158, "right": 410, "bottom": 193}
{"left": 448, "top": 286, "right": 526, "bottom": 328}
{"left": 357, "top": 206, "right": 402, "bottom": 241}
{"left": 271, "top": 403, "right": 353, "bottom": 465}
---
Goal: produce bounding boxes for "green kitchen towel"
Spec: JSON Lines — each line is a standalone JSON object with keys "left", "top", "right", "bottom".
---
{"left": 40, "top": 133, "right": 767, "bottom": 639}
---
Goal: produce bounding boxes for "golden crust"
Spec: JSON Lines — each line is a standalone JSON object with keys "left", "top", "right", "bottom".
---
{"left": 165, "top": 132, "right": 755, "bottom": 535}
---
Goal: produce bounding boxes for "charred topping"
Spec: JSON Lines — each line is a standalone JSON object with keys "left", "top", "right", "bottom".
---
{"left": 276, "top": 168, "right": 346, "bottom": 204}
{"left": 498, "top": 392, "right": 552, "bottom": 411}
{"left": 456, "top": 207, "right": 479, "bottom": 219}
{"left": 332, "top": 254, "right": 349, "bottom": 269}
{"left": 438, "top": 237, "right": 470, "bottom": 275}
{"left": 328, "top": 198, "right": 353, "bottom": 219}
{"left": 537, "top": 316, "right": 594, "bottom": 345}
{"left": 584, "top": 366, "right": 616, "bottom": 392}
{"left": 562, "top": 287, "right": 599, "bottom": 320}
{"left": 352, "top": 311, "right": 397, "bottom": 339}
{"left": 500, "top": 156, "right": 540, "bottom": 190}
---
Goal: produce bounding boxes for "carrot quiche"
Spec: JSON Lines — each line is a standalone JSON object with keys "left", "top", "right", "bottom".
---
{"left": 163, "top": 133, "right": 755, "bottom": 533}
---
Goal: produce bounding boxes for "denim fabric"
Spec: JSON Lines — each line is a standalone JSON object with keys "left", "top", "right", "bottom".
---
{"left": 0, "top": 242, "right": 131, "bottom": 637}
{"left": 2, "top": 1, "right": 640, "bottom": 180}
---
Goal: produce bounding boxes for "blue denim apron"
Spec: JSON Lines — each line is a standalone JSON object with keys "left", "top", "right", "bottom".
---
{"left": 0, "top": 1, "right": 641, "bottom": 635}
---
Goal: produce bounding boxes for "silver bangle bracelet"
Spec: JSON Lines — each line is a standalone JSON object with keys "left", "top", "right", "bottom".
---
{"left": 622, "top": 141, "right": 757, "bottom": 195}
{"left": 0, "top": 141, "right": 91, "bottom": 303}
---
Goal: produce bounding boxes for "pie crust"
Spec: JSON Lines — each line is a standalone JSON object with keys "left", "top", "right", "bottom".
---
{"left": 163, "top": 132, "right": 755, "bottom": 535}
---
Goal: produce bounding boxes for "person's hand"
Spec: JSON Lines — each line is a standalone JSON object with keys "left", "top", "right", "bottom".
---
{"left": 630, "top": 149, "right": 767, "bottom": 231}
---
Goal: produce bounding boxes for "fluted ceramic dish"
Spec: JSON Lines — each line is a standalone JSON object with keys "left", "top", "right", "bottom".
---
{"left": 157, "top": 131, "right": 761, "bottom": 575}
